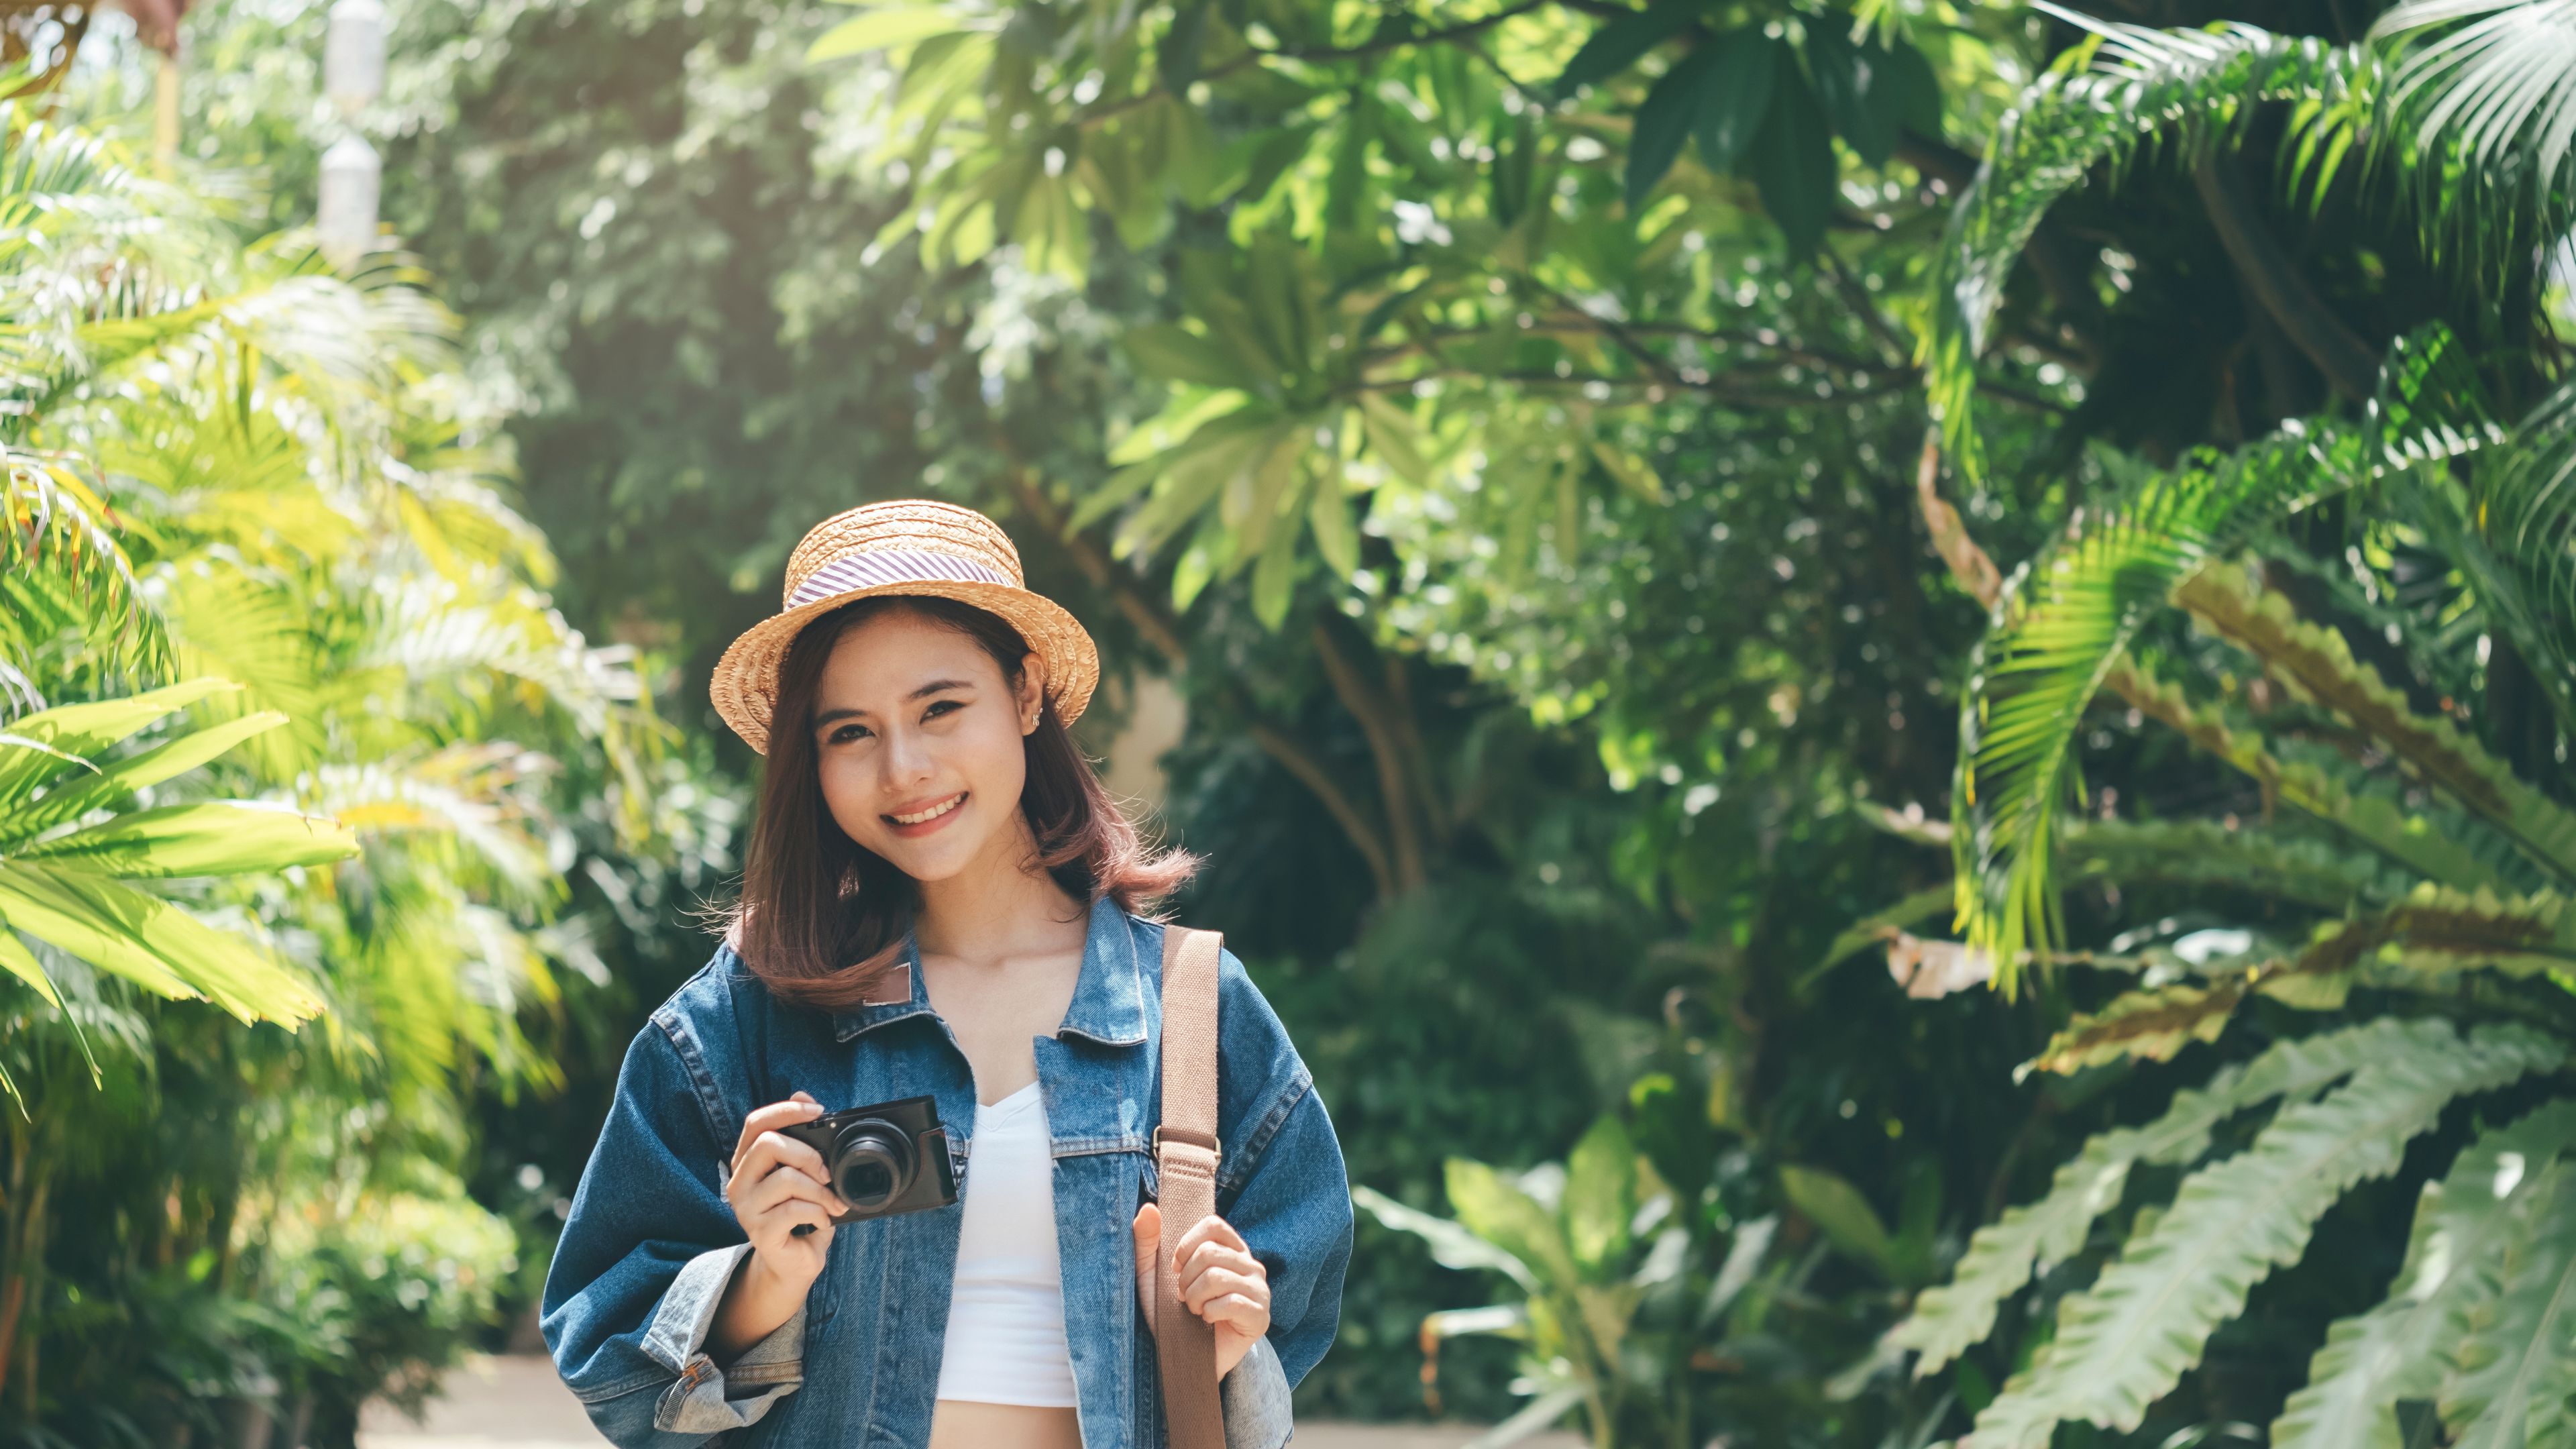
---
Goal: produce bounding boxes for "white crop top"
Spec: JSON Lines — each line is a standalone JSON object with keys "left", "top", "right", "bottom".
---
{"left": 934, "top": 1080, "right": 1079, "bottom": 1407}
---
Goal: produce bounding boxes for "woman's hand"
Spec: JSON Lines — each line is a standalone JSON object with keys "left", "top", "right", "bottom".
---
{"left": 725, "top": 1091, "right": 851, "bottom": 1289}
{"left": 1130, "top": 1202, "right": 1273, "bottom": 1379}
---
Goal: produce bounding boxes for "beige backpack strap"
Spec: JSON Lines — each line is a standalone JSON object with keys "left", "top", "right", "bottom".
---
{"left": 1155, "top": 922, "right": 1226, "bottom": 1449}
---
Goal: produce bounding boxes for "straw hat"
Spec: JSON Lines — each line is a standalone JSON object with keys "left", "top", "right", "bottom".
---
{"left": 709, "top": 499, "right": 1101, "bottom": 755}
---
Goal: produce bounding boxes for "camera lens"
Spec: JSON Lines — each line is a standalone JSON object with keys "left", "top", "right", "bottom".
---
{"left": 828, "top": 1119, "right": 916, "bottom": 1212}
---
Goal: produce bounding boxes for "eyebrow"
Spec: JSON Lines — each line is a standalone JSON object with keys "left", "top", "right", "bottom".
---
{"left": 812, "top": 678, "right": 976, "bottom": 731}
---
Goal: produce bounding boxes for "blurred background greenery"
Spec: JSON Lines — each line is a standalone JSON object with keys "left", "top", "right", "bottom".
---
{"left": 3, "top": 0, "right": 2576, "bottom": 1442}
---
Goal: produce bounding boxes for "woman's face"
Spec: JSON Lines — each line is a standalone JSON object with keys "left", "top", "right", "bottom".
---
{"left": 808, "top": 606, "right": 1046, "bottom": 884}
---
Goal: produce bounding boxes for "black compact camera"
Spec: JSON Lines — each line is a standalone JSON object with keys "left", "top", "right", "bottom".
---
{"left": 775, "top": 1095, "right": 958, "bottom": 1233}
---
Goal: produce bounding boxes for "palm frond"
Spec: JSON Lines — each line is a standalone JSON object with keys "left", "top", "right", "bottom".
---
{"left": 2469, "top": 376, "right": 2576, "bottom": 723}
{"left": 2367, "top": 0, "right": 2576, "bottom": 270}
{"left": 0, "top": 458, "right": 168, "bottom": 692}
{"left": 306, "top": 745, "right": 559, "bottom": 906}
{"left": 1925, "top": 19, "right": 2357, "bottom": 478}
{"left": 1960, "top": 1021, "right": 2563, "bottom": 1448}
{"left": 1957, "top": 326, "right": 2500, "bottom": 989}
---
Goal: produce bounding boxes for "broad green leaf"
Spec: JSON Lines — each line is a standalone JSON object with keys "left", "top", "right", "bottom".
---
{"left": 1249, "top": 504, "right": 1302, "bottom": 629}
{"left": 2438, "top": 1134, "right": 2576, "bottom": 1448}
{"left": 2176, "top": 559, "right": 2576, "bottom": 886}
{"left": 1561, "top": 1116, "right": 1637, "bottom": 1273}
{"left": 1356, "top": 395, "right": 1432, "bottom": 486}
{"left": 1447, "top": 1157, "right": 1577, "bottom": 1283}
{"left": 1781, "top": 1164, "right": 1898, "bottom": 1277}
{"left": 1693, "top": 30, "right": 1779, "bottom": 174}
{"left": 1308, "top": 468, "right": 1360, "bottom": 576}
{"left": 1805, "top": 28, "right": 1899, "bottom": 165}
{"left": 808, "top": 6, "right": 970, "bottom": 61}
{"left": 1962, "top": 1022, "right": 2563, "bottom": 1448}
{"left": 19, "top": 801, "right": 360, "bottom": 877}
{"left": 1748, "top": 72, "right": 1836, "bottom": 254}
{"left": 1553, "top": 0, "right": 1704, "bottom": 95}
{"left": 1124, "top": 324, "right": 1255, "bottom": 388}
{"left": 1627, "top": 49, "right": 1715, "bottom": 207}
{"left": 0, "top": 914, "right": 60, "bottom": 1006}
{"left": 1352, "top": 1184, "right": 1539, "bottom": 1292}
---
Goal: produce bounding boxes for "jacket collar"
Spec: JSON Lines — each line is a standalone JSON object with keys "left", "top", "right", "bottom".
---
{"left": 830, "top": 892, "right": 1148, "bottom": 1046}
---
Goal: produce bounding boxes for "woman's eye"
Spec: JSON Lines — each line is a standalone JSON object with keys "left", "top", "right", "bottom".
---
{"left": 924, "top": 700, "right": 960, "bottom": 720}
{"left": 829, "top": 724, "right": 870, "bottom": 744}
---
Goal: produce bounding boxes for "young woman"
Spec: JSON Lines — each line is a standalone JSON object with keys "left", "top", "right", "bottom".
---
{"left": 541, "top": 500, "right": 1352, "bottom": 1449}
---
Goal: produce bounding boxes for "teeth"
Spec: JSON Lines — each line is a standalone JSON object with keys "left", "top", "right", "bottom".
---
{"left": 892, "top": 793, "right": 964, "bottom": 825}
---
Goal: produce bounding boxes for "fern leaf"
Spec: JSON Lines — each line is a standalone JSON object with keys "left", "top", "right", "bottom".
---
{"left": 1894, "top": 1018, "right": 2444, "bottom": 1375}
{"left": 2057, "top": 818, "right": 2410, "bottom": 911}
{"left": 2026, "top": 981, "right": 2247, "bottom": 1075}
{"left": 2273, "top": 1102, "right": 2576, "bottom": 1449}
{"left": 1962, "top": 1021, "right": 2565, "bottom": 1448}
{"left": 2114, "top": 660, "right": 2527, "bottom": 892}
{"left": 2439, "top": 1124, "right": 2576, "bottom": 1449}
{"left": 2178, "top": 558, "right": 2576, "bottom": 887}
{"left": 2025, "top": 891, "right": 2568, "bottom": 1074}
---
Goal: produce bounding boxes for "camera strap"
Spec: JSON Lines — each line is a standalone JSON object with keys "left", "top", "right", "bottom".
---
{"left": 1155, "top": 922, "right": 1227, "bottom": 1449}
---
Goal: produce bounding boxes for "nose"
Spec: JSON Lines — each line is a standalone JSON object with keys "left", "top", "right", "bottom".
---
{"left": 880, "top": 722, "right": 934, "bottom": 790}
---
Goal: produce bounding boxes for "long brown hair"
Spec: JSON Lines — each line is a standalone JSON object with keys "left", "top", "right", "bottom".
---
{"left": 727, "top": 593, "right": 1199, "bottom": 1010}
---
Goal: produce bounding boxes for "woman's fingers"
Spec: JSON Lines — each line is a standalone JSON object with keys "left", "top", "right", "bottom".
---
{"left": 731, "top": 1096, "right": 824, "bottom": 1170}
{"left": 736, "top": 1150, "right": 849, "bottom": 1221}
{"left": 1169, "top": 1212, "right": 1250, "bottom": 1265}
{"left": 1181, "top": 1265, "right": 1267, "bottom": 1316}
{"left": 733, "top": 1128, "right": 833, "bottom": 1195}
{"left": 1197, "top": 1293, "right": 1269, "bottom": 1334}
{"left": 757, "top": 1195, "right": 835, "bottom": 1244}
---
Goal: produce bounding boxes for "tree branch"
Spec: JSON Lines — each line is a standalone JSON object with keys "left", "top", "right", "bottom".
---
{"left": 1311, "top": 616, "right": 1432, "bottom": 891}
{"left": 1916, "top": 432, "right": 2002, "bottom": 608}
{"left": 2192, "top": 151, "right": 2379, "bottom": 404}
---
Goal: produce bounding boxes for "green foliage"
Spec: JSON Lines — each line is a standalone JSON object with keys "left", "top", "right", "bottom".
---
{"left": 1357, "top": 1111, "right": 1757, "bottom": 1449}
{"left": 1923, "top": 17, "right": 2356, "bottom": 479}
{"left": 0, "top": 680, "right": 354, "bottom": 1039}
{"left": 1963, "top": 1022, "right": 2561, "bottom": 1447}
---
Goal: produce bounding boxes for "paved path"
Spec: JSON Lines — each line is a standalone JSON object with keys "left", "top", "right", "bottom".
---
{"left": 356, "top": 1355, "right": 1578, "bottom": 1449}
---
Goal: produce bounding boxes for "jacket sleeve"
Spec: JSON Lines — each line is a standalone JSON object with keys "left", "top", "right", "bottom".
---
{"left": 1209, "top": 943, "right": 1355, "bottom": 1392}
{"left": 541, "top": 1012, "right": 807, "bottom": 1446}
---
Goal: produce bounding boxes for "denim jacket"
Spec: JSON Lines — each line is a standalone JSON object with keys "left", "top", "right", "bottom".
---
{"left": 541, "top": 894, "right": 1354, "bottom": 1448}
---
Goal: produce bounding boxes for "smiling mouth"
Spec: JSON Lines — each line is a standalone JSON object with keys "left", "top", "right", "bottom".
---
{"left": 886, "top": 792, "right": 967, "bottom": 826}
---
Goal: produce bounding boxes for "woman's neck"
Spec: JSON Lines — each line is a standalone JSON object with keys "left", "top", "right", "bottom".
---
{"left": 911, "top": 822, "right": 1085, "bottom": 964}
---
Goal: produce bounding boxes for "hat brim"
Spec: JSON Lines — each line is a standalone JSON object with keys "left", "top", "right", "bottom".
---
{"left": 709, "top": 579, "right": 1102, "bottom": 755}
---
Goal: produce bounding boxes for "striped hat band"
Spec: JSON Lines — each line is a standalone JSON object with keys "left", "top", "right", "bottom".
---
{"left": 786, "top": 549, "right": 1016, "bottom": 606}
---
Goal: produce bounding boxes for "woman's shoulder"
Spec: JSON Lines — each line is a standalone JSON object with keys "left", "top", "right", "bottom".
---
{"left": 635, "top": 930, "right": 798, "bottom": 1076}
{"left": 1119, "top": 907, "right": 1293, "bottom": 1044}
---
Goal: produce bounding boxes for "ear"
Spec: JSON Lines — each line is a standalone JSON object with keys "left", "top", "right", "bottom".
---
{"left": 1018, "top": 652, "right": 1048, "bottom": 735}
